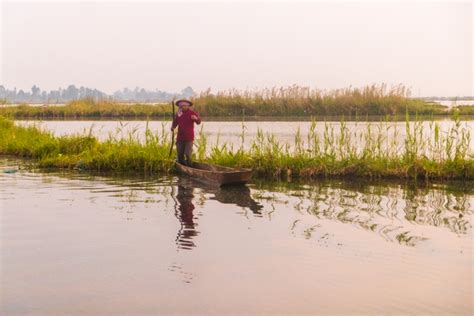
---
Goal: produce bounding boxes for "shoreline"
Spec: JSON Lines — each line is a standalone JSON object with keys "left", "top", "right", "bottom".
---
{"left": 7, "top": 114, "right": 474, "bottom": 122}
{"left": 3, "top": 155, "right": 473, "bottom": 191}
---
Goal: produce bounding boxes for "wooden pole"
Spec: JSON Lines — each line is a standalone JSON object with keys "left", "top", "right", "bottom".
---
{"left": 169, "top": 99, "right": 176, "bottom": 158}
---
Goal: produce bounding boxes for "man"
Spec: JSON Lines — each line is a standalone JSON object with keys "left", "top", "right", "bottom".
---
{"left": 171, "top": 99, "right": 201, "bottom": 166}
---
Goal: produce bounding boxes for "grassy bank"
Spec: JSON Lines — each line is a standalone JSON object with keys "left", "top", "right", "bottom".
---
{"left": 453, "top": 105, "right": 474, "bottom": 116}
{"left": 0, "top": 117, "right": 174, "bottom": 173}
{"left": 1, "top": 116, "right": 473, "bottom": 180}
{"left": 0, "top": 85, "right": 451, "bottom": 119}
{"left": 0, "top": 99, "right": 170, "bottom": 119}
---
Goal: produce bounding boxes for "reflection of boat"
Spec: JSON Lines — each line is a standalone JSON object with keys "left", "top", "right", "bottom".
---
{"left": 172, "top": 177, "right": 263, "bottom": 251}
{"left": 176, "top": 162, "right": 252, "bottom": 186}
{"left": 177, "top": 177, "right": 263, "bottom": 215}
{"left": 211, "top": 186, "right": 263, "bottom": 215}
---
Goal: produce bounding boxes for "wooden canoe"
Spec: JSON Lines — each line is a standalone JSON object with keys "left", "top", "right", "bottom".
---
{"left": 175, "top": 162, "right": 252, "bottom": 186}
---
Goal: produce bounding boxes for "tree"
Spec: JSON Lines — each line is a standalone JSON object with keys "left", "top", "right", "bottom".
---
{"left": 31, "top": 85, "right": 40, "bottom": 98}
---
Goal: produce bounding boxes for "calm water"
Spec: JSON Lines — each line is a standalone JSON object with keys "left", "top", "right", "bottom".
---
{"left": 16, "top": 119, "right": 474, "bottom": 151}
{"left": 1, "top": 157, "right": 473, "bottom": 315}
{"left": 432, "top": 99, "right": 474, "bottom": 107}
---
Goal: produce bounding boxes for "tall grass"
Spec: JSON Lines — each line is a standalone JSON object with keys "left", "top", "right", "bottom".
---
{"left": 452, "top": 105, "right": 474, "bottom": 116}
{"left": 0, "top": 84, "right": 451, "bottom": 119}
{"left": 0, "top": 116, "right": 472, "bottom": 180}
{"left": 199, "top": 116, "right": 473, "bottom": 180}
{"left": 194, "top": 84, "right": 447, "bottom": 116}
{"left": 0, "top": 116, "right": 174, "bottom": 173}
{"left": 0, "top": 98, "right": 170, "bottom": 119}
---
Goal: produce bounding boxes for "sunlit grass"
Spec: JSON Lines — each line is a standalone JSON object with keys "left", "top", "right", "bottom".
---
{"left": 0, "top": 116, "right": 174, "bottom": 173}
{"left": 0, "top": 84, "right": 453, "bottom": 118}
{"left": 0, "top": 115, "right": 472, "bottom": 180}
{"left": 0, "top": 98, "right": 170, "bottom": 119}
{"left": 194, "top": 84, "right": 447, "bottom": 116}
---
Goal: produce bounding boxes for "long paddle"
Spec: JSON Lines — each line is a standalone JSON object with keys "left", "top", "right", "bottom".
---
{"left": 169, "top": 99, "right": 176, "bottom": 158}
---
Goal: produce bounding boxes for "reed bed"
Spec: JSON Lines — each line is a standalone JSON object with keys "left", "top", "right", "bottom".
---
{"left": 453, "top": 105, "right": 474, "bottom": 116}
{"left": 0, "top": 117, "right": 174, "bottom": 173}
{"left": 0, "top": 98, "right": 170, "bottom": 119}
{"left": 194, "top": 84, "right": 447, "bottom": 116}
{"left": 0, "top": 84, "right": 450, "bottom": 119}
{"left": 0, "top": 116, "right": 472, "bottom": 180}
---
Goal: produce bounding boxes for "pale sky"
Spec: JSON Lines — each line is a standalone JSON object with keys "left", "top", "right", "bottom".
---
{"left": 1, "top": 0, "right": 472, "bottom": 96}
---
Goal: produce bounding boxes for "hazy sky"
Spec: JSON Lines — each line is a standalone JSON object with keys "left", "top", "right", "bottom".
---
{"left": 1, "top": 0, "right": 472, "bottom": 96}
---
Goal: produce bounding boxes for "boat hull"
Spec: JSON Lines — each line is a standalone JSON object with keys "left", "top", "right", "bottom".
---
{"left": 176, "top": 162, "right": 252, "bottom": 186}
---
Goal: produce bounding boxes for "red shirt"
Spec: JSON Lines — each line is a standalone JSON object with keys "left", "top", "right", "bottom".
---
{"left": 171, "top": 109, "right": 201, "bottom": 141}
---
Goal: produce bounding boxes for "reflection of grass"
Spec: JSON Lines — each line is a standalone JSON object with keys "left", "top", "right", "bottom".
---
{"left": 251, "top": 179, "right": 472, "bottom": 246}
{"left": 396, "top": 231, "right": 428, "bottom": 247}
{"left": 0, "top": 115, "right": 473, "bottom": 180}
{"left": 303, "top": 225, "right": 321, "bottom": 239}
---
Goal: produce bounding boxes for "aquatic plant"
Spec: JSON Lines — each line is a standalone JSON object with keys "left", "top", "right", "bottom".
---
{"left": 452, "top": 105, "right": 474, "bottom": 116}
{"left": 0, "top": 116, "right": 472, "bottom": 180}
{"left": 0, "top": 117, "right": 174, "bottom": 173}
{"left": 0, "top": 98, "right": 170, "bottom": 119}
{"left": 195, "top": 84, "right": 447, "bottom": 117}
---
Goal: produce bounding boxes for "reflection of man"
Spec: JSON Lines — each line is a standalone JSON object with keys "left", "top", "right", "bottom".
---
{"left": 175, "top": 185, "right": 198, "bottom": 250}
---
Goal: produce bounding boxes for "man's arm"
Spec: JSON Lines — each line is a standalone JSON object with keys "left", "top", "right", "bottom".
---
{"left": 171, "top": 115, "right": 178, "bottom": 130}
{"left": 192, "top": 111, "right": 201, "bottom": 125}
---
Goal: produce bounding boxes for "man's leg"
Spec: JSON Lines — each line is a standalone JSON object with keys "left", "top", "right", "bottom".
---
{"left": 184, "top": 141, "right": 193, "bottom": 166}
{"left": 176, "top": 141, "right": 186, "bottom": 164}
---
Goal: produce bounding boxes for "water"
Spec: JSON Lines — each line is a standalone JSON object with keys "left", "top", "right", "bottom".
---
{"left": 431, "top": 99, "right": 474, "bottom": 107}
{"left": 1, "top": 157, "right": 472, "bottom": 315}
{"left": 15, "top": 119, "right": 474, "bottom": 151}
{"left": 5, "top": 99, "right": 474, "bottom": 107}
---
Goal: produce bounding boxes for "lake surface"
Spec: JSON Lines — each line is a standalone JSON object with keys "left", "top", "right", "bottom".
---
{"left": 1, "top": 157, "right": 472, "bottom": 315}
{"left": 431, "top": 99, "right": 474, "bottom": 106}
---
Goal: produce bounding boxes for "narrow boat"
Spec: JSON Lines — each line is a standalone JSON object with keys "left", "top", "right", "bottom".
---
{"left": 175, "top": 162, "right": 252, "bottom": 186}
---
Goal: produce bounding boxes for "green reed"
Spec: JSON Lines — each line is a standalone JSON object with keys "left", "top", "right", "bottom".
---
{"left": 0, "top": 116, "right": 472, "bottom": 180}
{"left": 0, "top": 98, "right": 171, "bottom": 119}
{"left": 194, "top": 84, "right": 448, "bottom": 116}
{"left": 0, "top": 117, "right": 175, "bottom": 173}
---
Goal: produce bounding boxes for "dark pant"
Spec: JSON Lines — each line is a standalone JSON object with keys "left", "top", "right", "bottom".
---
{"left": 176, "top": 140, "right": 193, "bottom": 165}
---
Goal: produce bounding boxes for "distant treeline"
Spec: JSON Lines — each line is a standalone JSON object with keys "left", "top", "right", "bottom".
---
{"left": 2, "top": 84, "right": 473, "bottom": 118}
{"left": 0, "top": 85, "right": 194, "bottom": 104}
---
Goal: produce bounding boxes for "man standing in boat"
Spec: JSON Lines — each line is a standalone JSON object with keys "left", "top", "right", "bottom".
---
{"left": 171, "top": 99, "right": 201, "bottom": 166}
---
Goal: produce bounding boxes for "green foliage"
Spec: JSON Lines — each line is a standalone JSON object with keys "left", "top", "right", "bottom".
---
{"left": 0, "top": 98, "right": 170, "bottom": 119}
{"left": 194, "top": 84, "right": 448, "bottom": 117}
{"left": 0, "top": 117, "right": 175, "bottom": 173}
{"left": 0, "top": 116, "right": 472, "bottom": 180}
{"left": 452, "top": 105, "right": 474, "bottom": 116}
